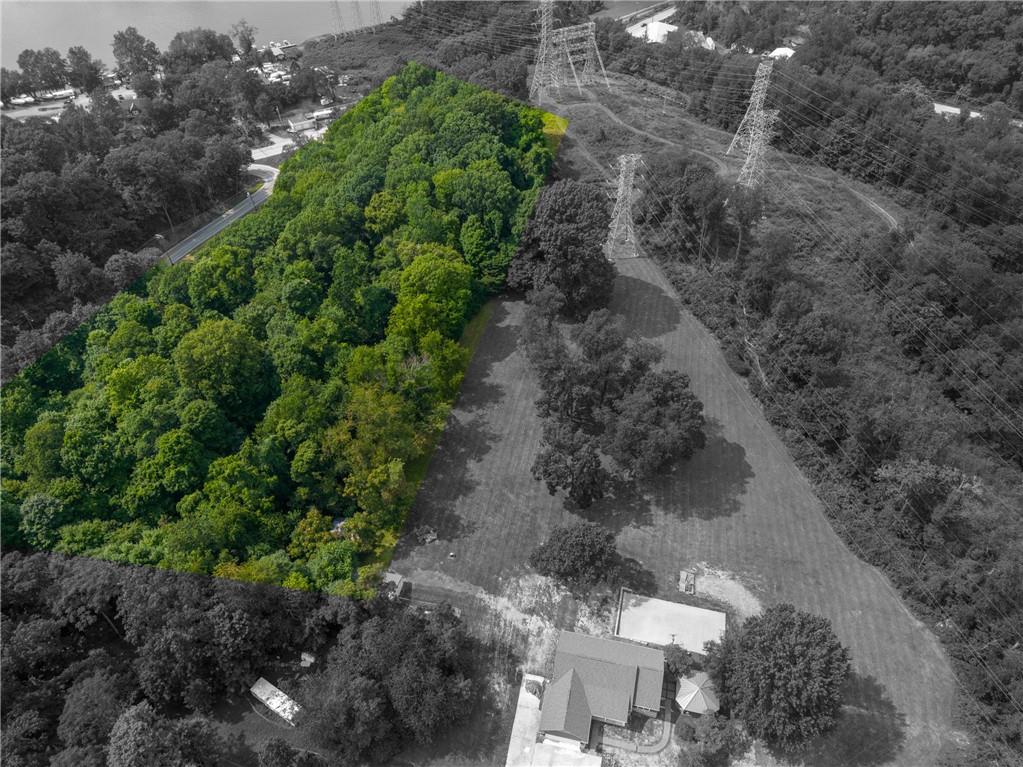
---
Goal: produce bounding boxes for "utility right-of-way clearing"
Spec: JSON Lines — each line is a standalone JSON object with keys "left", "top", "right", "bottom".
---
{"left": 393, "top": 252, "right": 960, "bottom": 767}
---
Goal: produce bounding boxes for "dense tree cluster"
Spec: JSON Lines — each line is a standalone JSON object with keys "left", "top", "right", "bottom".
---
{"left": 517, "top": 256, "right": 706, "bottom": 508}
{"left": 705, "top": 604, "right": 851, "bottom": 749}
{"left": 298, "top": 602, "right": 473, "bottom": 762}
{"left": 596, "top": 10, "right": 1023, "bottom": 232}
{"left": 643, "top": 144, "right": 1023, "bottom": 758}
{"left": 0, "top": 23, "right": 337, "bottom": 381}
{"left": 1, "top": 64, "right": 553, "bottom": 594}
{"left": 676, "top": 712, "right": 750, "bottom": 767}
{"left": 508, "top": 179, "right": 615, "bottom": 318}
{"left": 674, "top": 2, "right": 1023, "bottom": 108}
{"left": 0, "top": 551, "right": 474, "bottom": 765}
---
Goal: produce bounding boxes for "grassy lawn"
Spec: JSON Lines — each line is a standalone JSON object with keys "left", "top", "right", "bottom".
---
{"left": 367, "top": 300, "right": 498, "bottom": 573}
{"left": 389, "top": 100, "right": 959, "bottom": 765}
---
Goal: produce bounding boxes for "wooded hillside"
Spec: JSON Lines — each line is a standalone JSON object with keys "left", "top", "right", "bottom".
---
{"left": 1, "top": 62, "right": 555, "bottom": 597}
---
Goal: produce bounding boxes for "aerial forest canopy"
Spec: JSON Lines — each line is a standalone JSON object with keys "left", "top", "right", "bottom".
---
{"left": 0, "top": 62, "right": 557, "bottom": 596}
{"left": 1, "top": 22, "right": 323, "bottom": 381}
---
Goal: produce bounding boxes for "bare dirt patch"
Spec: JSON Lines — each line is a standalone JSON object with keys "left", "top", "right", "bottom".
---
{"left": 691, "top": 562, "right": 763, "bottom": 620}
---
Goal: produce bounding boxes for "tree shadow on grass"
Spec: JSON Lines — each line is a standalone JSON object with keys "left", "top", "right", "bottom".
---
{"left": 769, "top": 672, "right": 907, "bottom": 767}
{"left": 616, "top": 555, "right": 657, "bottom": 596}
{"left": 610, "top": 273, "right": 682, "bottom": 340}
{"left": 579, "top": 419, "right": 753, "bottom": 533}
{"left": 576, "top": 475, "right": 655, "bottom": 535}
{"left": 393, "top": 302, "right": 526, "bottom": 558}
{"left": 393, "top": 411, "right": 498, "bottom": 558}
{"left": 644, "top": 418, "right": 754, "bottom": 521}
{"left": 458, "top": 299, "right": 520, "bottom": 413}
{"left": 222, "top": 732, "right": 258, "bottom": 766}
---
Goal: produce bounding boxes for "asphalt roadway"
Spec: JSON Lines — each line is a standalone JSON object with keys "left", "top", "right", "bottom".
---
{"left": 164, "top": 163, "right": 279, "bottom": 264}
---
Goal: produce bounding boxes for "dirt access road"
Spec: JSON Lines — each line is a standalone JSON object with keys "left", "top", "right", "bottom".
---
{"left": 559, "top": 78, "right": 903, "bottom": 232}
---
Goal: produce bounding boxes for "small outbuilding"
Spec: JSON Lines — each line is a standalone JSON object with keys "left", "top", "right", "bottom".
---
{"left": 288, "top": 118, "right": 316, "bottom": 133}
{"left": 635, "top": 20, "right": 679, "bottom": 44}
{"left": 675, "top": 671, "right": 719, "bottom": 715}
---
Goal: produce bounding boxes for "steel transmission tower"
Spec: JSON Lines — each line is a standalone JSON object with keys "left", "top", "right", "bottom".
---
{"left": 727, "top": 60, "right": 773, "bottom": 156}
{"left": 728, "top": 60, "right": 776, "bottom": 189}
{"left": 529, "top": 0, "right": 556, "bottom": 103}
{"left": 530, "top": 0, "right": 609, "bottom": 104}
{"left": 605, "top": 154, "right": 642, "bottom": 259}
{"left": 735, "top": 108, "right": 778, "bottom": 189}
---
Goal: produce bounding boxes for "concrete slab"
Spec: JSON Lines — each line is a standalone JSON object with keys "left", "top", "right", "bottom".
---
{"left": 615, "top": 590, "right": 726, "bottom": 654}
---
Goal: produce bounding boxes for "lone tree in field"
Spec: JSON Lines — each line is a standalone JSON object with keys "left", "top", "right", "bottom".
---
{"left": 529, "top": 521, "right": 618, "bottom": 587}
{"left": 508, "top": 179, "right": 614, "bottom": 318}
{"left": 706, "top": 604, "right": 851, "bottom": 749}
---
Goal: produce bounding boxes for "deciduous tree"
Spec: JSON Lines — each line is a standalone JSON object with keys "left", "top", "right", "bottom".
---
{"left": 529, "top": 521, "right": 618, "bottom": 585}
{"left": 173, "top": 319, "right": 276, "bottom": 424}
{"left": 111, "top": 27, "right": 161, "bottom": 78}
{"left": 508, "top": 180, "right": 614, "bottom": 318}
{"left": 66, "top": 46, "right": 104, "bottom": 91}
{"left": 532, "top": 421, "right": 611, "bottom": 508}
{"left": 707, "top": 604, "right": 851, "bottom": 748}
{"left": 601, "top": 370, "right": 706, "bottom": 478}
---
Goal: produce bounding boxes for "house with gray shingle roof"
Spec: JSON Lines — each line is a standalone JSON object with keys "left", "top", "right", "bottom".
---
{"left": 538, "top": 631, "right": 665, "bottom": 744}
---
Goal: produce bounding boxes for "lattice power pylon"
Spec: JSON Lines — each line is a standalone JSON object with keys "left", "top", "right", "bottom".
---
{"left": 735, "top": 108, "right": 778, "bottom": 189}
{"left": 727, "top": 60, "right": 777, "bottom": 189}
{"left": 529, "top": 0, "right": 556, "bottom": 103}
{"left": 530, "top": 0, "right": 610, "bottom": 104}
{"left": 605, "top": 154, "right": 642, "bottom": 259}
{"left": 727, "top": 60, "right": 774, "bottom": 156}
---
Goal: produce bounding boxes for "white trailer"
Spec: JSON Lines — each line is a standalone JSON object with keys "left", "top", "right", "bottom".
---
{"left": 250, "top": 677, "right": 301, "bottom": 726}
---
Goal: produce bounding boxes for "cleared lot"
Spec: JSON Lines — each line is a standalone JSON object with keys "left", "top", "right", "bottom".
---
{"left": 391, "top": 247, "right": 958, "bottom": 764}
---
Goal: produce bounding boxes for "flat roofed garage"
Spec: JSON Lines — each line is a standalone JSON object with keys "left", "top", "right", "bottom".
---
{"left": 615, "top": 589, "right": 726, "bottom": 654}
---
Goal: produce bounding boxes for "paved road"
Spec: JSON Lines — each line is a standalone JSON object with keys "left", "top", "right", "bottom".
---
{"left": 251, "top": 133, "right": 295, "bottom": 160}
{"left": 164, "top": 164, "right": 279, "bottom": 264}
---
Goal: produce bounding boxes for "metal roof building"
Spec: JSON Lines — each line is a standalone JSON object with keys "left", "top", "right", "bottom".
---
{"left": 539, "top": 631, "right": 664, "bottom": 743}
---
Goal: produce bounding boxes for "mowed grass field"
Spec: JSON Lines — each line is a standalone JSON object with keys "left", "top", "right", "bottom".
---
{"left": 390, "top": 87, "right": 960, "bottom": 764}
{"left": 390, "top": 260, "right": 959, "bottom": 765}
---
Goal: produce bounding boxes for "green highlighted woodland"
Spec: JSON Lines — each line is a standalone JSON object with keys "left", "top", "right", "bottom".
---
{"left": 1, "top": 63, "right": 558, "bottom": 595}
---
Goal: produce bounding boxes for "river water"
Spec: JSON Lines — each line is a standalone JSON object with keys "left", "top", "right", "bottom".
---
{"left": 1, "top": 0, "right": 411, "bottom": 69}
